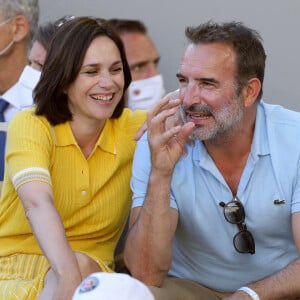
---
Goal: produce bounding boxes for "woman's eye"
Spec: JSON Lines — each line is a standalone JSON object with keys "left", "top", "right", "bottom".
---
{"left": 111, "top": 67, "right": 123, "bottom": 74}
{"left": 112, "top": 67, "right": 122, "bottom": 72}
{"left": 85, "top": 70, "right": 97, "bottom": 74}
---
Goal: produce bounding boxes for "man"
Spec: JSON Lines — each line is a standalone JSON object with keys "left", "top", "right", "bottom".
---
{"left": 124, "top": 21, "right": 300, "bottom": 299}
{"left": 0, "top": 0, "right": 40, "bottom": 180}
{"left": 109, "top": 18, "right": 165, "bottom": 111}
{"left": 0, "top": 0, "right": 40, "bottom": 120}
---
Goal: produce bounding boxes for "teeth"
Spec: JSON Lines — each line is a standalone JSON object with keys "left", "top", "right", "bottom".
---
{"left": 92, "top": 95, "right": 113, "bottom": 101}
{"left": 188, "top": 112, "right": 210, "bottom": 119}
{"left": 191, "top": 115, "right": 209, "bottom": 119}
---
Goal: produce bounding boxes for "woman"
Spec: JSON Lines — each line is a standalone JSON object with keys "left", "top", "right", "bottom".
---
{"left": 0, "top": 17, "right": 146, "bottom": 299}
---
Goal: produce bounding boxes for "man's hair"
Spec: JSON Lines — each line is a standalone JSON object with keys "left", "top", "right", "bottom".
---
{"left": 108, "top": 18, "right": 147, "bottom": 35}
{"left": 185, "top": 21, "right": 266, "bottom": 100}
{"left": 34, "top": 17, "right": 131, "bottom": 125}
{"left": 33, "top": 15, "right": 76, "bottom": 52}
{"left": 32, "top": 21, "right": 56, "bottom": 51}
{"left": 0, "top": 0, "right": 39, "bottom": 50}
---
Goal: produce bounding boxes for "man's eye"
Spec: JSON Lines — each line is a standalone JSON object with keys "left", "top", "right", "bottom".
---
{"left": 131, "top": 64, "right": 146, "bottom": 73}
{"left": 201, "top": 81, "right": 215, "bottom": 88}
{"left": 177, "top": 77, "right": 186, "bottom": 84}
{"left": 131, "top": 65, "right": 141, "bottom": 72}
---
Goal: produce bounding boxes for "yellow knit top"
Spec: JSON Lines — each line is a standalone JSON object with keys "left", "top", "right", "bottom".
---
{"left": 0, "top": 108, "right": 146, "bottom": 269}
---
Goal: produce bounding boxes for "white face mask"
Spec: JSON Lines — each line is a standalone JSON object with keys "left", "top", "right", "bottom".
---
{"left": 0, "top": 40, "right": 15, "bottom": 57}
{"left": 127, "top": 74, "right": 166, "bottom": 111}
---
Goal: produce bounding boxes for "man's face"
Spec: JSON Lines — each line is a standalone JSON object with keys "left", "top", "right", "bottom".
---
{"left": 0, "top": 14, "right": 14, "bottom": 58}
{"left": 120, "top": 32, "right": 160, "bottom": 81}
{"left": 177, "top": 42, "right": 245, "bottom": 141}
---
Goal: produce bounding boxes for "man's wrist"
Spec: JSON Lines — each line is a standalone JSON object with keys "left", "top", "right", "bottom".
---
{"left": 237, "top": 286, "right": 260, "bottom": 300}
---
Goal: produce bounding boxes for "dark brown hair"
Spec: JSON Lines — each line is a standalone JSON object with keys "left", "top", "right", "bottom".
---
{"left": 34, "top": 17, "right": 131, "bottom": 125}
{"left": 108, "top": 18, "right": 147, "bottom": 35}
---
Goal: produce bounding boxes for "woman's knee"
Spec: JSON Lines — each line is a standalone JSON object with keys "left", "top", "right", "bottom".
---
{"left": 38, "top": 269, "right": 57, "bottom": 300}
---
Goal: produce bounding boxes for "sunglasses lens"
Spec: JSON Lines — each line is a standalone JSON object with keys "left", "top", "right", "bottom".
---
{"left": 224, "top": 201, "right": 245, "bottom": 224}
{"left": 233, "top": 230, "right": 255, "bottom": 254}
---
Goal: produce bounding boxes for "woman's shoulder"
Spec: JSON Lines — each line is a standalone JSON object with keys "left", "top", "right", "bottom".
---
{"left": 9, "top": 108, "right": 52, "bottom": 134}
{"left": 116, "top": 108, "right": 146, "bottom": 127}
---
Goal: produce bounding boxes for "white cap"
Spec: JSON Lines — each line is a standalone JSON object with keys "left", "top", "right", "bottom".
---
{"left": 72, "top": 272, "right": 155, "bottom": 300}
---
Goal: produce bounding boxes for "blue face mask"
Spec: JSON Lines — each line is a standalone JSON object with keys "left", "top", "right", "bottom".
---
{"left": 0, "top": 18, "right": 14, "bottom": 57}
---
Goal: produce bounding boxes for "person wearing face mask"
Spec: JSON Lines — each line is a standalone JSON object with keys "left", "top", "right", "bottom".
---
{"left": 0, "top": 0, "right": 40, "bottom": 119}
{"left": 109, "top": 18, "right": 166, "bottom": 111}
{"left": 0, "top": 0, "right": 40, "bottom": 181}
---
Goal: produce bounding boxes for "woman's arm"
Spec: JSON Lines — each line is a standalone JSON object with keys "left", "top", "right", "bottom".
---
{"left": 18, "top": 181, "right": 82, "bottom": 300}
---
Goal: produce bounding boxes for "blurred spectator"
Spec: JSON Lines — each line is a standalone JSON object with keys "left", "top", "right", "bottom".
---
{"left": 0, "top": 0, "right": 40, "bottom": 181}
{"left": 0, "top": 0, "right": 40, "bottom": 119}
{"left": 29, "top": 15, "right": 75, "bottom": 71}
{"left": 109, "top": 18, "right": 166, "bottom": 111}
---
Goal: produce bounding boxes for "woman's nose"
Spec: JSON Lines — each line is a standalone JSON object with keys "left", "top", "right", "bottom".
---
{"left": 98, "top": 74, "right": 113, "bottom": 87}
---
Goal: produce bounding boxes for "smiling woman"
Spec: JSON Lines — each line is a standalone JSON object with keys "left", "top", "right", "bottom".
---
{"left": 0, "top": 17, "right": 146, "bottom": 299}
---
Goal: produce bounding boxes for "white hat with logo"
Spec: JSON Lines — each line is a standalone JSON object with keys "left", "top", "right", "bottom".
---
{"left": 72, "top": 272, "right": 155, "bottom": 300}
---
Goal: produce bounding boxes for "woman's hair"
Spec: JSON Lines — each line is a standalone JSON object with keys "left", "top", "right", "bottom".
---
{"left": 34, "top": 16, "right": 131, "bottom": 125}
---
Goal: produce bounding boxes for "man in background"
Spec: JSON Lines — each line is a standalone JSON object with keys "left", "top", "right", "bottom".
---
{"left": 0, "top": 0, "right": 40, "bottom": 121}
{"left": 0, "top": 0, "right": 40, "bottom": 180}
{"left": 109, "top": 18, "right": 166, "bottom": 111}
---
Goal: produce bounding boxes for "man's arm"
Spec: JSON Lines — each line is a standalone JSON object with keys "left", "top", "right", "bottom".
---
{"left": 225, "top": 211, "right": 300, "bottom": 300}
{"left": 124, "top": 96, "right": 194, "bottom": 286}
{"left": 124, "top": 184, "right": 179, "bottom": 286}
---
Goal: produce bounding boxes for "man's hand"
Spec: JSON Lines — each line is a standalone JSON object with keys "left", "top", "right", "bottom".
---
{"left": 146, "top": 94, "right": 194, "bottom": 175}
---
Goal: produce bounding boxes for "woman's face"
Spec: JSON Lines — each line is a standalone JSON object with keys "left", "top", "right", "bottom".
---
{"left": 29, "top": 40, "right": 47, "bottom": 71}
{"left": 65, "top": 35, "right": 125, "bottom": 124}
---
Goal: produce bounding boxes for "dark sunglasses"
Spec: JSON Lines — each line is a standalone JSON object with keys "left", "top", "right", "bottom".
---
{"left": 219, "top": 196, "right": 255, "bottom": 254}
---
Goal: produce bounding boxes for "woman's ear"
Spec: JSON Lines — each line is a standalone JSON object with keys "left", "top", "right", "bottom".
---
{"left": 242, "top": 78, "right": 262, "bottom": 108}
{"left": 11, "top": 15, "right": 30, "bottom": 42}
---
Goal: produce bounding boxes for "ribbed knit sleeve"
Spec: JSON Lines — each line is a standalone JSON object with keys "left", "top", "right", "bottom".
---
{"left": 6, "top": 109, "right": 53, "bottom": 189}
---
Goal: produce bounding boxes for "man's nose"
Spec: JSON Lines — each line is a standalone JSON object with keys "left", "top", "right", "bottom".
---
{"left": 182, "top": 84, "right": 202, "bottom": 106}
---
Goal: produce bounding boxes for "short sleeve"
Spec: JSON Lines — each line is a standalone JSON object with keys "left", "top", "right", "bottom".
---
{"left": 130, "top": 132, "right": 178, "bottom": 210}
{"left": 6, "top": 110, "right": 53, "bottom": 189}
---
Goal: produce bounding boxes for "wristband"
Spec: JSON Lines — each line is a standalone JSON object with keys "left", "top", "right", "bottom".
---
{"left": 237, "top": 286, "right": 260, "bottom": 300}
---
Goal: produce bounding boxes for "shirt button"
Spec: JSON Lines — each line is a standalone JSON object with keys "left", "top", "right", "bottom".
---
{"left": 81, "top": 190, "right": 87, "bottom": 196}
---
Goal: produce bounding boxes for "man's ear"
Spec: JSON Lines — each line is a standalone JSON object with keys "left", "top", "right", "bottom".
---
{"left": 242, "top": 78, "right": 261, "bottom": 108}
{"left": 11, "top": 15, "right": 30, "bottom": 42}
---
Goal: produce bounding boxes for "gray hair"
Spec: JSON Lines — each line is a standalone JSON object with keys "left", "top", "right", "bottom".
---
{"left": 0, "top": 0, "right": 39, "bottom": 50}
